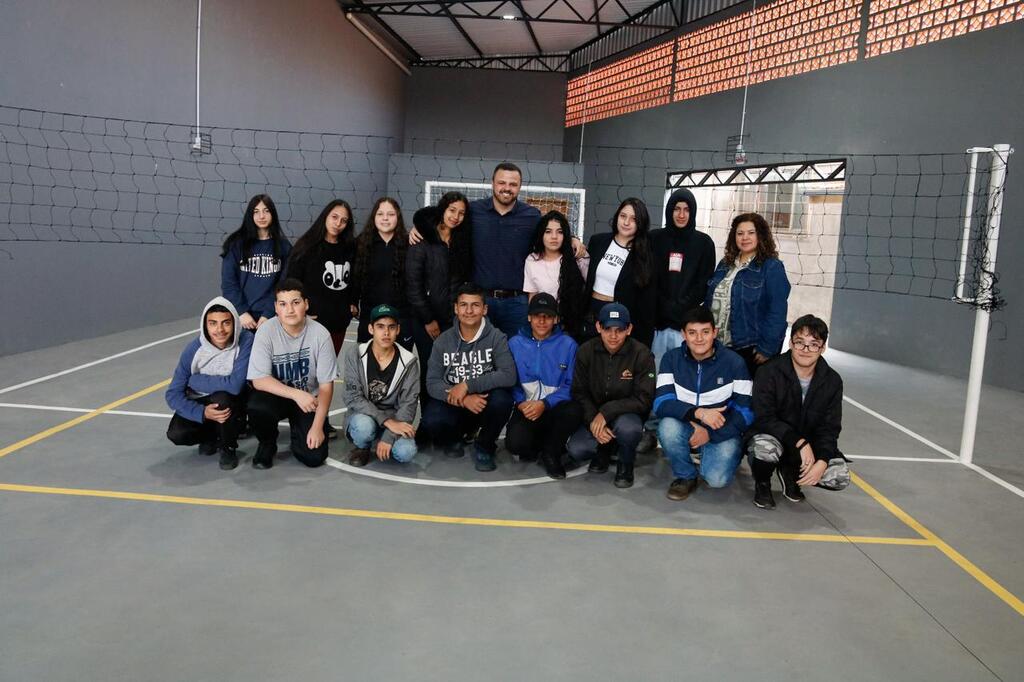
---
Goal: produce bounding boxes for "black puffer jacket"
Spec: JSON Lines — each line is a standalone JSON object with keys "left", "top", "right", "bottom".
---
{"left": 571, "top": 336, "right": 655, "bottom": 424}
{"left": 585, "top": 231, "right": 656, "bottom": 348}
{"left": 746, "top": 351, "right": 844, "bottom": 462}
{"left": 406, "top": 206, "right": 473, "bottom": 326}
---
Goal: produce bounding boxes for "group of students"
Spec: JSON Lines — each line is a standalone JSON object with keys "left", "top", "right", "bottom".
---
{"left": 165, "top": 162, "right": 850, "bottom": 509}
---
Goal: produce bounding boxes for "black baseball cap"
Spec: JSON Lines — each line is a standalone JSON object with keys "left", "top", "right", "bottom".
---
{"left": 598, "top": 302, "right": 630, "bottom": 329}
{"left": 527, "top": 293, "right": 559, "bottom": 317}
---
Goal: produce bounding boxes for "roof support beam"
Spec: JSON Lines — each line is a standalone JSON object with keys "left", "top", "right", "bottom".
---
{"left": 442, "top": 4, "right": 485, "bottom": 56}
{"left": 512, "top": 0, "right": 544, "bottom": 54}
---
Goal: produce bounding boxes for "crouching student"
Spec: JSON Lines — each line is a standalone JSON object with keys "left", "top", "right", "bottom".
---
{"left": 166, "top": 297, "right": 254, "bottom": 470}
{"left": 342, "top": 304, "right": 420, "bottom": 467}
{"left": 654, "top": 307, "right": 752, "bottom": 500}
{"left": 747, "top": 314, "right": 849, "bottom": 510}
{"left": 246, "top": 279, "right": 337, "bottom": 469}
{"left": 566, "top": 303, "right": 654, "bottom": 488}
{"left": 419, "top": 283, "right": 516, "bottom": 472}
{"left": 506, "top": 293, "right": 581, "bottom": 480}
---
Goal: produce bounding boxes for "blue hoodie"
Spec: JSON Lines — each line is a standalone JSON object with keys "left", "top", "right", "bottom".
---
{"left": 220, "top": 238, "right": 292, "bottom": 320}
{"left": 508, "top": 326, "right": 577, "bottom": 408}
{"left": 165, "top": 297, "right": 254, "bottom": 423}
{"left": 653, "top": 339, "right": 753, "bottom": 443}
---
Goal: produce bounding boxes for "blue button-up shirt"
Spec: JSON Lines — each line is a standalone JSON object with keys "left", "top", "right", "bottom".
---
{"left": 469, "top": 196, "right": 541, "bottom": 290}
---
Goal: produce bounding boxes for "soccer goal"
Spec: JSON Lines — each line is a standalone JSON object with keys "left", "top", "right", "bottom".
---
{"left": 424, "top": 181, "right": 586, "bottom": 237}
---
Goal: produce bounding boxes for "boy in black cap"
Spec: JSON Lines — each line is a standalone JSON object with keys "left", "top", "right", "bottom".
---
{"left": 506, "top": 293, "right": 582, "bottom": 479}
{"left": 342, "top": 304, "right": 420, "bottom": 467}
{"left": 567, "top": 303, "right": 655, "bottom": 487}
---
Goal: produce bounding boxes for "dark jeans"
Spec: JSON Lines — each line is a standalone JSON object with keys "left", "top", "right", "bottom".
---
{"left": 357, "top": 310, "right": 415, "bottom": 352}
{"left": 247, "top": 390, "right": 328, "bottom": 467}
{"left": 505, "top": 401, "right": 583, "bottom": 463}
{"left": 566, "top": 412, "right": 644, "bottom": 465}
{"left": 411, "top": 317, "right": 453, "bottom": 410}
{"left": 486, "top": 295, "right": 528, "bottom": 339}
{"left": 419, "top": 387, "right": 514, "bottom": 455}
{"left": 166, "top": 391, "right": 243, "bottom": 449}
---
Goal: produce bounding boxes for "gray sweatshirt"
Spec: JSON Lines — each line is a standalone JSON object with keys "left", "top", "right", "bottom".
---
{"left": 426, "top": 317, "right": 517, "bottom": 401}
{"left": 342, "top": 341, "right": 420, "bottom": 444}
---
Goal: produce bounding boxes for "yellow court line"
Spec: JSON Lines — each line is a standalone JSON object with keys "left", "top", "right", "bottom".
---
{"left": 0, "top": 481, "right": 931, "bottom": 546}
{"left": 852, "top": 472, "right": 1024, "bottom": 617}
{"left": 0, "top": 380, "right": 170, "bottom": 460}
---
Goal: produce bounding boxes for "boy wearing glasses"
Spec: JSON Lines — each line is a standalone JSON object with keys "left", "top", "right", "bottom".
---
{"left": 747, "top": 314, "right": 850, "bottom": 510}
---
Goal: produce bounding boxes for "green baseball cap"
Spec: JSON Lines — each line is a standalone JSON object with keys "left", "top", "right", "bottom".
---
{"left": 370, "top": 304, "right": 400, "bottom": 323}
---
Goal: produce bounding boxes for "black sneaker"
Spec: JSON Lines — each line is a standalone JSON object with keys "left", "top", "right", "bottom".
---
{"left": 613, "top": 462, "right": 634, "bottom": 489}
{"left": 325, "top": 421, "right": 338, "bottom": 441}
{"left": 666, "top": 477, "right": 698, "bottom": 501}
{"left": 252, "top": 442, "right": 276, "bottom": 470}
{"left": 198, "top": 441, "right": 218, "bottom": 456}
{"left": 474, "top": 447, "right": 496, "bottom": 472}
{"left": 218, "top": 447, "right": 239, "bottom": 471}
{"left": 777, "top": 467, "right": 805, "bottom": 502}
{"left": 753, "top": 480, "right": 776, "bottom": 509}
{"left": 541, "top": 455, "right": 566, "bottom": 480}
{"left": 588, "top": 444, "right": 612, "bottom": 473}
{"left": 635, "top": 431, "right": 657, "bottom": 454}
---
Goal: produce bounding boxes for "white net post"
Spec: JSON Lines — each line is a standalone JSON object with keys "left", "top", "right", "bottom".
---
{"left": 959, "top": 143, "right": 1013, "bottom": 465}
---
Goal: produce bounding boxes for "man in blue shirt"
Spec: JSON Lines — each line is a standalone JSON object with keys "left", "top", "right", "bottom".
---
{"left": 467, "top": 162, "right": 542, "bottom": 337}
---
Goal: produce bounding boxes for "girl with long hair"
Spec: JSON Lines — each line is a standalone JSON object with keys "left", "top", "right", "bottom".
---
{"left": 220, "top": 194, "right": 292, "bottom": 331}
{"left": 523, "top": 211, "right": 588, "bottom": 339}
{"left": 352, "top": 197, "right": 414, "bottom": 350}
{"left": 583, "top": 198, "right": 656, "bottom": 347}
{"left": 407, "top": 191, "right": 473, "bottom": 407}
{"left": 705, "top": 211, "right": 791, "bottom": 377}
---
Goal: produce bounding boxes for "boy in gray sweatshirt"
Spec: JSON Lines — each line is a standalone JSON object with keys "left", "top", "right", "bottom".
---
{"left": 342, "top": 304, "right": 420, "bottom": 467}
{"left": 420, "top": 283, "right": 517, "bottom": 472}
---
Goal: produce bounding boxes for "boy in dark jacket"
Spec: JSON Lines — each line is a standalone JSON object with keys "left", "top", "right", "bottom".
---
{"left": 648, "top": 188, "right": 716, "bottom": 368}
{"left": 747, "top": 314, "right": 850, "bottom": 510}
{"left": 165, "top": 297, "right": 254, "bottom": 470}
{"left": 420, "top": 282, "right": 517, "bottom": 472}
{"left": 654, "top": 307, "right": 753, "bottom": 500}
{"left": 342, "top": 304, "right": 420, "bottom": 467}
{"left": 567, "top": 303, "right": 655, "bottom": 488}
{"left": 506, "top": 293, "right": 582, "bottom": 480}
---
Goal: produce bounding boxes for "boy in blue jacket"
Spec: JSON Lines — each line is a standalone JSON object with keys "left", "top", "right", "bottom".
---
{"left": 166, "top": 297, "right": 254, "bottom": 470}
{"left": 654, "top": 306, "right": 752, "bottom": 500}
{"left": 506, "top": 293, "right": 582, "bottom": 479}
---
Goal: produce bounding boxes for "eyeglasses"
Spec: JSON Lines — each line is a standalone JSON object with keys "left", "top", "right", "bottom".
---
{"left": 792, "top": 340, "right": 823, "bottom": 353}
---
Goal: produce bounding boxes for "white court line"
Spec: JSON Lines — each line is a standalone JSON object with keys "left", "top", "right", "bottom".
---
{"left": 0, "top": 330, "right": 194, "bottom": 395}
{"left": 845, "top": 395, "right": 1024, "bottom": 500}
{"left": 0, "top": 403, "right": 348, "bottom": 422}
{"left": 325, "top": 456, "right": 588, "bottom": 488}
{"left": 849, "top": 455, "right": 958, "bottom": 463}
{"left": 843, "top": 396, "right": 958, "bottom": 460}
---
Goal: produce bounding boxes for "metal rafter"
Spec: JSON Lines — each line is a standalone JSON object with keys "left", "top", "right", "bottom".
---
{"left": 442, "top": 4, "right": 485, "bottom": 56}
{"left": 512, "top": 0, "right": 543, "bottom": 54}
{"left": 413, "top": 52, "right": 571, "bottom": 71}
{"left": 337, "top": 0, "right": 422, "bottom": 60}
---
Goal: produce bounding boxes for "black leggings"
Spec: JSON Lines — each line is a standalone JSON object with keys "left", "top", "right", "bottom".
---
{"left": 246, "top": 390, "right": 328, "bottom": 467}
{"left": 166, "top": 391, "right": 243, "bottom": 449}
{"left": 505, "top": 401, "right": 583, "bottom": 463}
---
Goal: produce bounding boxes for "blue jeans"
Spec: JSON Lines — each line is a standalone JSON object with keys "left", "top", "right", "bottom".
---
{"left": 657, "top": 417, "right": 742, "bottom": 487}
{"left": 346, "top": 412, "right": 417, "bottom": 463}
{"left": 651, "top": 327, "right": 683, "bottom": 371}
{"left": 566, "top": 413, "right": 644, "bottom": 465}
{"left": 486, "top": 295, "right": 528, "bottom": 339}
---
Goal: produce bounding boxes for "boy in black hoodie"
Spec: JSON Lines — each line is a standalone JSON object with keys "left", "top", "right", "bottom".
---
{"left": 649, "top": 188, "right": 717, "bottom": 368}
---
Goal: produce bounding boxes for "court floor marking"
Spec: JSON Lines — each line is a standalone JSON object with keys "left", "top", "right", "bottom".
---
{"left": 0, "top": 380, "right": 170, "bottom": 460}
{"left": 851, "top": 472, "right": 1024, "bottom": 617}
{"left": 325, "top": 456, "right": 589, "bottom": 487}
{"left": 0, "top": 330, "right": 193, "bottom": 395}
{"left": 0, "top": 482, "right": 930, "bottom": 546}
{"left": 849, "top": 455, "right": 959, "bottom": 463}
{"left": 0, "top": 402, "right": 350, "bottom": 421}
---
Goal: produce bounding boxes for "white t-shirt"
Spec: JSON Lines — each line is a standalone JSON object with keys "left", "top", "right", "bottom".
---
{"left": 523, "top": 254, "right": 589, "bottom": 299}
{"left": 593, "top": 238, "right": 631, "bottom": 297}
{"left": 247, "top": 317, "right": 337, "bottom": 396}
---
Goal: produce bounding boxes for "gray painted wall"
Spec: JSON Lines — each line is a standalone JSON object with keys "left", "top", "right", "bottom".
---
{"left": 403, "top": 68, "right": 567, "bottom": 156}
{"left": 564, "top": 22, "right": 1024, "bottom": 390}
{"left": 0, "top": 0, "right": 408, "bottom": 356}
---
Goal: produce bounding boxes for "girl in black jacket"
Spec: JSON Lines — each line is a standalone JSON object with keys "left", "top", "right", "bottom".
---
{"left": 406, "top": 191, "right": 472, "bottom": 406}
{"left": 352, "top": 197, "right": 414, "bottom": 350}
{"left": 584, "top": 198, "right": 656, "bottom": 348}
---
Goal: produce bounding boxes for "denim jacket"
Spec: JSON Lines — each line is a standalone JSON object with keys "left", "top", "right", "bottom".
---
{"left": 704, "top": 256, "right": 791, "bottom": 357}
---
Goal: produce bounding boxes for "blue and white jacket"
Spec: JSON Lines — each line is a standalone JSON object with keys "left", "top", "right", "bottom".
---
{"left": 508, "top": 326, "right": 577, "bottom": 408}
{"left": 653, "top": 339, "right": 753, "bottom": 443}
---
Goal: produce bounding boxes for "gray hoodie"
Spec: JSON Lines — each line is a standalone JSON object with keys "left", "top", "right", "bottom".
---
{"left": 426, "top": 317, "right": 517, "bottom": 401}
{"left": 342, "top": 341, "right": 420, "bottom": 444}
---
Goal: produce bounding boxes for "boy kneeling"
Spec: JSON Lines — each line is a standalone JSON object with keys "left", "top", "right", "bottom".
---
{"left": 165, "top": 297, "right": 253, "bottom": 470}
{"left": 747, "top": 315, "right": 850, "bottom": 509}
{"left": 342, "top": 304, "right": 420, "bottom": 467}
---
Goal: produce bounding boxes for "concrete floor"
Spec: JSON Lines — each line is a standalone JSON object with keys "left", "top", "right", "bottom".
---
{"left": 1, "top": 320, "right": 1022, "bottom": 681}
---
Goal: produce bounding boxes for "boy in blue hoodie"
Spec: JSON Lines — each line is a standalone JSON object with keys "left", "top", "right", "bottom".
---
{"left": 165, "top": 297, "right": 254, "bottom": 470}
{"left": 506, "top": 293, "right": 582, "bottom": 479}
{"left": 654, "top": 306, "right": 752, "bottom": 500}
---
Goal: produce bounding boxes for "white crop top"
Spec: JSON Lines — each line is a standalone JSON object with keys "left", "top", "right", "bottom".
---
{"left": 593, "top": 238, "right": 631, "bottom": 297}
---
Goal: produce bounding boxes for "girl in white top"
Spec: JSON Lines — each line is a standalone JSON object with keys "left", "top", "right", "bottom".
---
{"left": 523, "top": 211, "right": 588, "bottom": 339}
